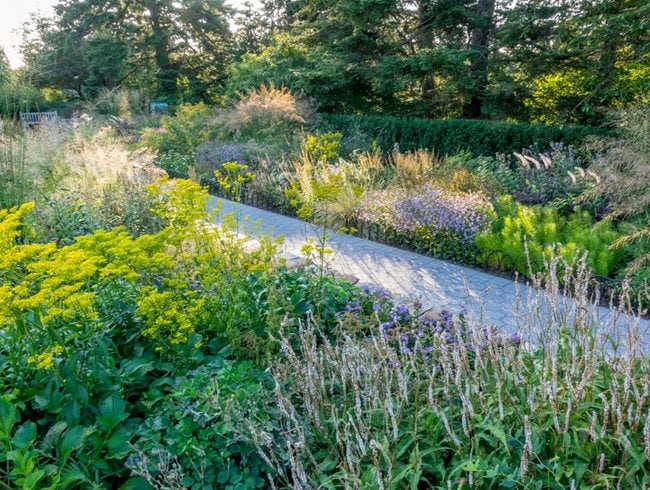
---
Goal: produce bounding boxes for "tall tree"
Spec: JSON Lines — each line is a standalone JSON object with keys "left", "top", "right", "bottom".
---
{"left": 23, "top": 0, "right": 233, "bottom": 102}
{"left": 498, "top": 0, "right": 650, "bottom": 123}
{"left": 464, "top": 0, "right": 496, "bottom": 118}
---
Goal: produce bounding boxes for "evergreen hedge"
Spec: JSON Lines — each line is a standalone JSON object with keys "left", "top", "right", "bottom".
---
{"left": 321, "top": 114, "right": 613, "bottom": 155}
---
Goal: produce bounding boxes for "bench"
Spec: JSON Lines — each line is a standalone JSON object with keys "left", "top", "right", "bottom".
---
{"left": 19, "top": 112, "right": 59, "bottom": 126}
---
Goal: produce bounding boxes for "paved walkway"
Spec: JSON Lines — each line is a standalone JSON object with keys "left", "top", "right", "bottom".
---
{"left": 209, "top": 197, "right": 649, "bottom": 350}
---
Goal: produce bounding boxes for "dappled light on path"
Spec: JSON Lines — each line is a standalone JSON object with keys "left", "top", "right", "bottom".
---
{"left": 210, "top": 197, "right": 649, "bottom": 350}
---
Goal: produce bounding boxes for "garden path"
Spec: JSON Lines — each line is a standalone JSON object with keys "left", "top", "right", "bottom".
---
{"left": 208, "top": 197, "right": 649, "bottom": 350}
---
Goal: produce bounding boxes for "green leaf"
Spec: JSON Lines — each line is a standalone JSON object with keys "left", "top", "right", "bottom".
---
{"left": 22, "top": 469, "right": 45, "bottom": 490}
{"left": 121, "top": 358, "right": 155, "bottom": 380}
{"left": 97, "top": 395, "right": 129, "bottom": 431}
{"left": 487, "top": 424, "right": 509, "bottom": 452}
{"left": 409, "top": 468, "right": 423, "bottom": 489}
{"left": 59, "top": 467, "right": 88, "bottom": 486}
{"left": 61, "top": 426, "right": 93, "bottom": 461}
{"left": 462, "top": 459, "right": 480, "bottom": 472}
{"left": 217, "top": 470, "right": 230, "bottom": 484}
{"left": 42, "top": 422, "right": 67, "bottom": 452}
{"left": 13, "top": 422, "right": 37, "bottom": 449}
{"left": 0, "top": 397, "right": 17, "bottom": 436}
{"left": 119, "top": 477, "right": 153, "bottom": 490}
{"left": 105, "top": 430, "right": 133, "bottom": 458}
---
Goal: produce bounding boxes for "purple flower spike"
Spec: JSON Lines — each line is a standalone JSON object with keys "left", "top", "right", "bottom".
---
{"left": 381, "top": 322, "right": 393, "bottom": 331}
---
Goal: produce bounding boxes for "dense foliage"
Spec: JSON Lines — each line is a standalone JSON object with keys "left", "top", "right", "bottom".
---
{"left": 261, "top": 277, "right": 649, "bottom": 488}
{"left": 20, "top": 0, "right": 232, "bottom": 102}
{"left": 136, "top": 91, "right": 647, "bottom": 307}
{"left": 321, "top": 114, "right": 613, "bottom": 156}
{"left": 0, "top": 179, "right": 380, "bottom": 488}
{"left": 1, "top": 97, "right": 649, "bottom": 489}
{"left": 4, "top": 0, "right": 646, "bottom": 125}
{"left": 1, "top": 0, "right": 649, "bottom": 483}
{"left": 227, "top": 0, "right": 649, "bottom": 123}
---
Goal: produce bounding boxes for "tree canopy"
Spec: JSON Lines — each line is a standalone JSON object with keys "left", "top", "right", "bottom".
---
{"left": 21, "top": 0, "right": 233, "bottom": 102}
{"left": 13, "top": 0, "right": 650, "bottom": 123}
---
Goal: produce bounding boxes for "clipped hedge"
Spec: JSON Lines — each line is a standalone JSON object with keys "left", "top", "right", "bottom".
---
{"left": 321, "top": 113, "right": 613, "bottom": 155}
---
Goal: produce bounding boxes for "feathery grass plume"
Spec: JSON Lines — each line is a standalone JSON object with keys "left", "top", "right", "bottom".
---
{"left": 217, "top": 83, "right": 315, "bottom": 140}
{"left": 582, "top": 104, "right": 650, "bottom": 219}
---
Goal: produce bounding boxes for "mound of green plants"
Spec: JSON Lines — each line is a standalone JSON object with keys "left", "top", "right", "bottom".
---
{"left": 475, "top": 196, "right": 626, "bottom": 277}
{"left": 249, "top": 257, "right": 650, "bottom": 489}
{"left": 2, "top": 168, "right": 648, "bottom": 488}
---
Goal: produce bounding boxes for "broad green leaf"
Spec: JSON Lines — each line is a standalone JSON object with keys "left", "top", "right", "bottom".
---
{"left": 59, "top": 467, "right": 88, "bottom": 486}
{"left": 462, "top": 459, "right": 480, "bottom": 472}
{"left": 61, "top": 426, "right": 93, "bottom": 461}
{"left": 13, "top": 422, "right": 37, "bottom": 449}
{"left": 42, "top": 422, "right": 67, "bottom": 452}
{"left": 487, "top": 424, "right": 509, "bottom": 452}
{"left": 0, "top": 397, "right": 17, "bottom": 435}
{"left": 97, "top": 395, "right": 129, "bottom": 431}
{"left": 22, "top": 469, "right": 45, "bottom": 490}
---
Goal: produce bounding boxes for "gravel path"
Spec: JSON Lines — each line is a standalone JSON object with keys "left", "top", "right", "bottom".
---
{"left": 208, "top": 197, "right": 649, "bottom": 350}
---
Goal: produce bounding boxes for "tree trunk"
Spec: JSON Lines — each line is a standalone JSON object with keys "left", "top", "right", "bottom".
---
{"left": 417, "top": 0, "right": 435, "bottom": 100}
{"left": 464, "top": 0, "right": 496, "bottom": 119}
{"left": 145, "top": 0, "right": 176, "bottom": 99}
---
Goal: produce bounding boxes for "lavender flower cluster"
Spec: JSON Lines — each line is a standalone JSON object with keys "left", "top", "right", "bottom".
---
{"left": 379, "top": 302, "right": 521, "bottom": 359}
{"left": 358, "top": 185, "right": 493, "bottom": 244}
{"left": 379, "top": 303, "right": 462, "bottom": 357}
{"left": 393, "top": 185, "right": 493, "bottom": 243}
{"left": 195, "top": 140, "right": 263, "bottom": 170}
{"left": 340, "top": 284, "right": 392, "bottom": 319}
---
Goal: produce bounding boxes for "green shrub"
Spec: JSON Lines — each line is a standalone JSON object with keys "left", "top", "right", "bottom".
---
{"left": 321, "top": 113, "right": 613, "bottom": 156}
{"left": 155, "top": 150, "right": 195, "bottom": 178}
{"left": 464, "top": 144, "right": 594, "bottom": 212}
{"left": 94, "top": 177, "right": 164, "bottom": 237}
{"left": 0, "top": 181, "right": 279, "bottom": 486}
{"left": 130, "top": 358, "right": 275, "bottom": 489}
{"left": 141, "top": 103, "right": 213, "bottom": 156}
{"left": 27, "top": 193, "right": 101, "bottom": 245}
{"left": 476, "top": 196, "right": 626, "bottom": 277}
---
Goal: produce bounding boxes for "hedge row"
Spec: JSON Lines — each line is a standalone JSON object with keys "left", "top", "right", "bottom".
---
{"left": 321, "top": 113, "right": 613, "bottom": 156}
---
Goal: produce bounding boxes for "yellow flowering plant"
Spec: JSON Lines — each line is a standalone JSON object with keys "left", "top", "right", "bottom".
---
{"left": 0, "top": 173, "right": 383, "bottom": 487}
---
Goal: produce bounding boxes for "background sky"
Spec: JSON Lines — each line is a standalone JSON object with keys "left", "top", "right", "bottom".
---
{"left": 0, "top": 0, "right": 256, "bottom": 69}
{"left": 1, "top": 0, "right": 56, "bottom": 68}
